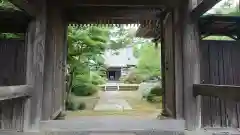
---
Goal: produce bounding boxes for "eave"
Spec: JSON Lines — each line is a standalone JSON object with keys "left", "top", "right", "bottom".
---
{"left": 8, "top": 0, "right": 182, "bottom": 17}
{"left": 67, "top": 6, "right": 163, "bottom": 25}
{"left": 136, "top": 15, "right": 240, "bottom": 40}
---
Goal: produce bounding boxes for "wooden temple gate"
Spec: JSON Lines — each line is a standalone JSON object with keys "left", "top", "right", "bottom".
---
{"left": 2, "top": 0, "right": 240, "bottom": 133}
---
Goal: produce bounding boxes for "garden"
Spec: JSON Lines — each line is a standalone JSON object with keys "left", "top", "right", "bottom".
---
{"left": 64, "top": 25, "right": 163, "bottom": 118}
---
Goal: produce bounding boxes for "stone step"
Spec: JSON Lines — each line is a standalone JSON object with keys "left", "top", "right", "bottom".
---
{"left": 2, "top": 130, "right": 239, "bottom": 135}
{"left": 44, "top": 130, "right": 184, "bottom": 135}
{"left": 118, "top": 86, "right": 138, "bottom": 91}
{"left": 42, "top": 130, "right": 240, "bottom": 135}
{"left": 40, "top": 118, "right": 185, "bottom": 132}
{"left": 105, "top": 86, "right": 119, "bottom": 91}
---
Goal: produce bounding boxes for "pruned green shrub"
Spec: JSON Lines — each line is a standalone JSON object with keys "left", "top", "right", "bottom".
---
{"left": 144, "top": 85, "right": 163, "bottom": 103}
{"left": 146, "top": 94, "right": 155, "bottom": 102}
{"left": 66, "top": 100, "right": 79, "bottom": 111}
{"left": 138, "top": 82, "right": 158, "bottom": 98}
{"left": 123, "top": 71, "right": 144, "bottom": 84}
{"left": 72, "top": 83, "right": 98, "bottom": 96}
{"left": 66, "top": 96, "right": 87, "bottom": 111}
{"left": 149, "top": 85, "right": 163, "bottom": 96}
{"left": 78, "top": 102, "right": 86, "bottom": 110}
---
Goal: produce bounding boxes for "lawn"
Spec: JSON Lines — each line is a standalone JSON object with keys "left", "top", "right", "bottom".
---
{"left": 66, "top": 91, "right": 162, "bottom": 119}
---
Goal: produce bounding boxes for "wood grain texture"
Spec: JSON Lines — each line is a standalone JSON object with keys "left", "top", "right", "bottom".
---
{"left": 173, "top": 7, "right": 184, "bottom": 119}
{"left": 181, "top": 1, "right": 201, "bottom": 129}
{"left": 200, "top": 40, "right": 240, "bottom": 128}
{"left": 24, "top": 0, "right": 67, "bottom": 130}
{"left": 0, "top": 40, "right": 26, "bottom": 86}
{"left": 25, "top": 2, "right": 47, "bottom": 130}
{"left": 0, "top": 98, "right": 26, "bottom": 131}
{"left": 41, "top": 1, "right": 66, "bottom": 120}
{"left": 0, "top": 39, "right": 27, "bottom": 131}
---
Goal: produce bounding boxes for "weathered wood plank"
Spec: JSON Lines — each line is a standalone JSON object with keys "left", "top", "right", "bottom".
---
{"left": 0, "top": 40, "right": 26, "bottom": 86}
{"left": 209, "top": 42, "right": 220, "bottom": 127}
{"left": 164, "top": 11, "right": 176, "bottom": 117}
{"left": 193, "top": 84, "right": 240, "bottom": 101}
{"left": 0, "top": 39, "right": 27, "bottom": 131}
{"left": 0, "top": 98, "right": 25, "bottom": 131}
{"left": 0, "top": 85, "right": 32, "bottom": 100}
{"left": 199, "top": 41, "right": 210, "bottom": 127}
{"left": 199, "top": 40, "right": 240, "bottom": 128}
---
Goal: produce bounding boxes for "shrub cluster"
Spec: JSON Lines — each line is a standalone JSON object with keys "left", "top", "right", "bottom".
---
{"left": 122, "top": 70, "right": 144, "bottom": 84}
{"left": 144, "top": 85, "right": 163, "bottom": 103}
{"left": 66, "top": 99, "right": 86, "bottom": 111}
{"left": 72, "top": 83, "right": 98, "bottom": 96}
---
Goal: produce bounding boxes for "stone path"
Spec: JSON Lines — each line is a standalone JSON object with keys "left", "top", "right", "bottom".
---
{"left": 94, "top": 91, "right": 132, "bottom": 111}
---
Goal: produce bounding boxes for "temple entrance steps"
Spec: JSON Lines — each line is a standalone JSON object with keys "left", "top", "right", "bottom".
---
{"left": 99, "top": 83, "right": 139, "bottom": 91}
{"left": 105, "top": 85, "right": 119, "bottom": 91}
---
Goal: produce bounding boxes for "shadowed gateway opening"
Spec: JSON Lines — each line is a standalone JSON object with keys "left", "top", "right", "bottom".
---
{"left": 107, "top": 68, "right": 121, "bottom": 81}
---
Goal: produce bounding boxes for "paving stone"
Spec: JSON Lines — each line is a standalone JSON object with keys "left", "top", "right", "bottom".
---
{"left": 94, "top": 92, "right": 132, "bottom": 111}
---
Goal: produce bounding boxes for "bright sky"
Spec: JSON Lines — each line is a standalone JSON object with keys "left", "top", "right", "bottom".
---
{"left": 206, "top": 0, "right": 239, "bottom": 14}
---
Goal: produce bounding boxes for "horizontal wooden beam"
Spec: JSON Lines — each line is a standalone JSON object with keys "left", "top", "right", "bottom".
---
{"left": 0, "top": 85, "right": 32, "bottom": 100}
{"left": 193, "top": 84, "right": 240, "bottom": 101}
{"left": 67, "top": 7, "right": 161, "bottom": 23}
{"left": 69, "top": 18, "right": 145, "bottom": 25}
{"left": 63, "top": 0, "right": 180, "bottom": 8}
{"left": 191, "top": 0, "right": 221, "bottom": 20}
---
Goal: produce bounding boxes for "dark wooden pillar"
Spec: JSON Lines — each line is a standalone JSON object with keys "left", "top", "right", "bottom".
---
{"left": 42, "top": 1, "right": 67, "bottom": 121}
{"left": 163, "top": 10, "right": 176, "bottom": 118}
{"left": 180, "top": 1, "right": 201, "bottom": 130}
{"left": 173, "top": 8, "right": 184, "bottom": 119}
{"left": 24, "top": 0, "right": 67, "bottom": 131}
{"left": 24, "top": 5, "right": 47, "bottom": 130}
{"left": 160, "top": 16, "right": 167, "bottom": 117}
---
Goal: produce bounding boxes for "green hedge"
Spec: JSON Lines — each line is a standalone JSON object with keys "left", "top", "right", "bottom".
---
{"left": 149, "top": 85, "right": 163, "bottom": 96}
{"left": 146, "top": 85, "right": 163, "bottom": 103}
{"left": 72, "top": 83, "right": 98, "bottom": 96}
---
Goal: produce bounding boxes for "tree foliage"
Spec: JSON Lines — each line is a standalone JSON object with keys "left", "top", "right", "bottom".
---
{"left": 0, "top": 0, "right": 19, "bottom": 10}
{"left": 66, "top": 26, "right": 110, "bottom": 101}
{"left": 66, "top": 25, "right": 136, "bottom": 100}
{"left": 123, "top": 42, "right": 161, "bottom": 84}
{"left": 135, "top": 43, "right": 161, "bottom": 80}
